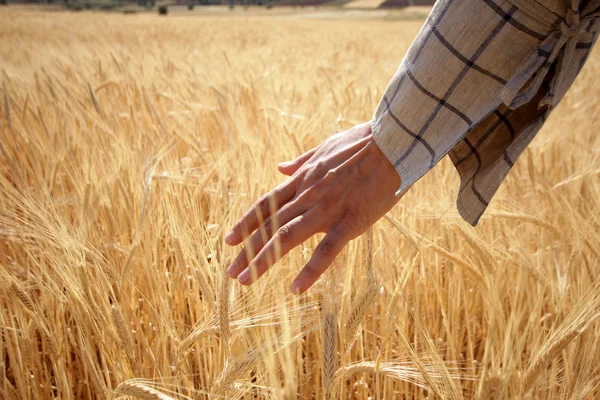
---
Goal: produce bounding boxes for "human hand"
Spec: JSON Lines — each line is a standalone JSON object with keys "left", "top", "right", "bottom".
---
{"left": 224, "top": 122, "right": 404, "bottom": 294}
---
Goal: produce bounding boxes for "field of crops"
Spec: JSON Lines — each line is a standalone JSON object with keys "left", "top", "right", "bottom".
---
{"left": 1, "top": 7, "right": 600, "bottom": 399}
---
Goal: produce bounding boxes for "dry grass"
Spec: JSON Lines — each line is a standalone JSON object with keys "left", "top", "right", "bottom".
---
{"left": 1, "top": 6, "right": 600, "bottom": 399}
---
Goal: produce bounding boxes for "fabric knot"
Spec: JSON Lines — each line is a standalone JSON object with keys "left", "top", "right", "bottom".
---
{"left": 560, "top": 8, "right": 581, "bottom": 37}
{"left": 560, "top": 20, "right": 581, "bottom": 37}
{"left": 500, "top": 0, "right": 600, "bottom": 110}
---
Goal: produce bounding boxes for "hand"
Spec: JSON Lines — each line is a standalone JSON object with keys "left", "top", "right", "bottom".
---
{"left": 224, "top": 122, "right": 404, "bottom": 294}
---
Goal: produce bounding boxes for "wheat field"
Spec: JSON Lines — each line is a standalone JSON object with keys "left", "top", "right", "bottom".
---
{"left": 1, "top": 7, "right": 600, "bottom": 400}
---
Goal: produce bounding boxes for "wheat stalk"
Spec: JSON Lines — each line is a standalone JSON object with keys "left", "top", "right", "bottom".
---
{"left": 87, "top": 82, "right": 104, "bottom": 117}
{"left": 174, "top": 237, "right": 215, "bottom": 310}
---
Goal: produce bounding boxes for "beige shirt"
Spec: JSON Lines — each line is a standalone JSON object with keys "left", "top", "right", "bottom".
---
{"left": 372, "top": 0, "right": 599, "bottom": 225}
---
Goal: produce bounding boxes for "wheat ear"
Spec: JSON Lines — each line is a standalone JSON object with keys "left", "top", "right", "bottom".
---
{"left": 344, "top": 229, "right": 378, "bottom": 352}
{"left": 476, "top": 371, "right": 504, "bottom": 400}
{"left": 10, "top": 283, "right": 35, "bottom": 313}
{"left": 521, "top": 312, "right": 600, "bottom": 393}
{"left": 217, "top": 271, "right": 231, "bottom": 353}
{"left": 115, "top": 381, "right": 175, "bottom": 400}
{"left": 212, "top": 347, "right": 261, "bottom": 393}
{"left": 424, "top": 241, "right": 485, "bottom": 286}
{"left": 0, "top": 381, "right": 19, "bottom": 400}
{"left": 521, "top": 327, "right": 583, "bottom": 393}
{"left": 178, "top": 324, "right": 218, "bottom": 361}
{"left": 344, "top": 284, "right": 377, "bottom": 353}
{"left": 322, "top": 310, "right": 337, "bottom": 400}
{"left": 11, "top": 283, "right": 58, "bottom": 357}
{"left": 111, "top": 305, "right": 136, "bottom": 364}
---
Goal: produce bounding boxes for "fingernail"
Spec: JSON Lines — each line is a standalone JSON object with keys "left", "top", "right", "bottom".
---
{"left": 224, "top": 230, "right": 235, "bottom": 245}
{"left": 226, "top": 261, "right": 238, "bottom": 278}
{"left": 278, "top": 161, "right": 291, "bottom": 168}
{"left": 238, "top": 268, "right": 251, "bottom": 284}
{"left": 290, "top": 280, "right": 301, "bottom": 295}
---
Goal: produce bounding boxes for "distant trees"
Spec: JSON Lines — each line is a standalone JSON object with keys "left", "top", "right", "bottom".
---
{"left": 223, "top": 0, "right": 265, "bottom": 5}
{"left": 137, "top": 0, "right": 154, "bottom": 7}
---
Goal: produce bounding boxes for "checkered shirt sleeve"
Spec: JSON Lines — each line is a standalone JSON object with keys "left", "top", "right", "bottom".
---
{"left": 372, "top": 0, "right": 599, "bottom": 225}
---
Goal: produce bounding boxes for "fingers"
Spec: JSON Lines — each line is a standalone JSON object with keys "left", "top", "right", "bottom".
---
{"left": 237, "top": 210, "right": 322, "bottom": 285}
{"left": 277, "top": 147, "right": 317, "bottom": 176}
{"left": 225, "top": 182, "right": 296, "bottom": 246}
{"left": 226, "top": 200, "right": 304, "bottom": 279}
{"left": 290, "top": 225, "right": 351, "bottom": 295}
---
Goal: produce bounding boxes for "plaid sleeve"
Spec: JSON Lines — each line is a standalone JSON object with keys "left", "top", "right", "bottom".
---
{"left": 372, "top": 0, "right": 599, "bottom": 225}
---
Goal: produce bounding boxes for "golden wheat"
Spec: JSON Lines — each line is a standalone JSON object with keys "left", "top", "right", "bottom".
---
{"left": 1, "top": 5, "right": 599, "bottom": 399}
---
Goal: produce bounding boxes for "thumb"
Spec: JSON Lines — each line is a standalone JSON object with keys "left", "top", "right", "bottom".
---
{"left": 278, "top": 147, "right": 317, "bottom": 176}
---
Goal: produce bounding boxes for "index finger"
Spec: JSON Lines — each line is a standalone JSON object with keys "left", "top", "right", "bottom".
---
{"left": 225, "top": 181, "right": 296, "bottom": 246}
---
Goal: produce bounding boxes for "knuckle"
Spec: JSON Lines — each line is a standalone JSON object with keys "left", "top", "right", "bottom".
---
{"left": 311, "top": 177, "right": 326, "bottom": 192}
{"left": 319, "top": 239, "right": 336, "bottom": 257}
{"left": 314, "top": 160, "right": 327, "bottom": 175}
{"left": 277, "top": 225, "right": 293, "bottom": 243}
{"left": 263, "top": 218, "right": 273, "bottom": 235}
{"left": 303, "top": 264, "right": 318, "bottom": 279}
{"left": 234, "top": 248, "right": 246, "bottom": 264}
{"left": 272, "top": 186, "right": 284, "bottom": 199}
{"left": 301, "top": 186, "right": 319, "bottom": 203}
{"left": 324, "top": 168, "right": 338, "bottom": 182}
{"left": 257, "top": 194, "right": 269, "bottom": 211}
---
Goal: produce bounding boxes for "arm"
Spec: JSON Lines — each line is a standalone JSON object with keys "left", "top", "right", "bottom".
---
{"left": 373, "top": 0, "right": 598, "bottom": 224}
{"left": 225, "top": 0, "right": 598, "bottom": 293}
